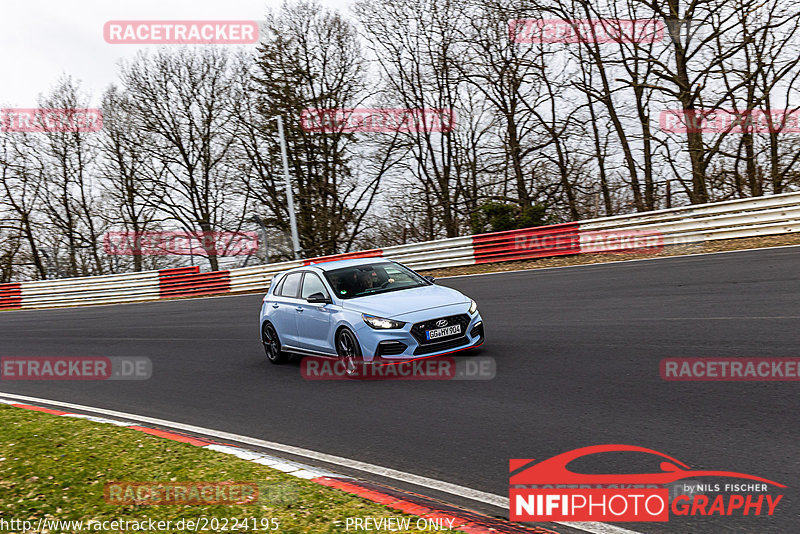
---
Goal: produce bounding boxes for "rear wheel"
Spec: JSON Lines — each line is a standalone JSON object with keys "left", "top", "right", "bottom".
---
{"left": 262, "top": 322, "right": 288, "bottom": 364}
{"left": 336, "top": 328, "right": 362, "bottom": 376}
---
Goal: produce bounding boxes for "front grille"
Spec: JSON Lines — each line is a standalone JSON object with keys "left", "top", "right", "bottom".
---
{"left": 414, "top": 336, "right": 472, "bottom": 355}
{"left": 411, "top": 314, "right": 471, "bottom": 345}
{"left": 376, "top": 341, "right": 408, "bottom": 357}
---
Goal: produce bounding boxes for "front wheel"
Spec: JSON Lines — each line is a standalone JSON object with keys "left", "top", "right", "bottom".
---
{"left": 336, "top": 328, "right": 362, "bottom": 376}
{"left": 262, "top": 322, "right": 288, "bottom": 364}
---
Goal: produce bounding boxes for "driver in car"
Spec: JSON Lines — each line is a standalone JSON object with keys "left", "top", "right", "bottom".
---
{"left": 330, "top": 268, "right": 396, "bottom": 296}
{"left": 358, "top": 271, "right": 376, "bottom": 290}
{"left": 366, "top": 269, "right": 394, "bottom": 289}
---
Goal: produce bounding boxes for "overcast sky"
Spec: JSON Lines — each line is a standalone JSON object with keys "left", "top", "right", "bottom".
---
{"left": 1, "top": 0, "right": 352, "bottom": 107}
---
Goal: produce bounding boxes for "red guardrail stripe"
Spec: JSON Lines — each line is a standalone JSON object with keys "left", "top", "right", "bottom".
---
{"left": 0, "top": 282, "right": 22, "bottom": 310}
{"left": 156, "top": 273, "right": 229, "bottom": 284}
{"left": 303, "top": 249, "right": 383, "bottom": 266}
{"left": 158, "top": 266, "right": 200, "bottom": 277}
{"left": 160, "top": 283, "right": 230, "bottom": 293}
{"left": 471, "top": 223, "right": 580, "bottom": 264}
{"left": 158, "top": 269, "right": 230, "bottom": 298}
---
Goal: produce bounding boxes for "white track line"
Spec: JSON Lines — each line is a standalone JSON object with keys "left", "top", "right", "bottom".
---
{"left": 0, "top": 392, "right": 502, "bottom": 505}
{"left": 0, "top": 392, "right": 645, "bottom": 534}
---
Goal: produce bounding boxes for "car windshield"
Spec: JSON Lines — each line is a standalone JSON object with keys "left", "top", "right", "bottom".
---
{"left": 323, "top": 263, "right": 429, "bottom": 299}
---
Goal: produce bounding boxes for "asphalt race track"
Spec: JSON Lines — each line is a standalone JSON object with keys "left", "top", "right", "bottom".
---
{"left": 1, "top": 246, "right": 799, "bottom": 533}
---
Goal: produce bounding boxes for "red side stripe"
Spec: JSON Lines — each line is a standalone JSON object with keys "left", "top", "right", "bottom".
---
{"left": 314, "top": 477, "right": 403, "bottom": 505}
{"left": 128, "top": 426, "right": 212, "bottom": 446}
{"left": 10, "top": 404, "right": 68, "bottom": 415}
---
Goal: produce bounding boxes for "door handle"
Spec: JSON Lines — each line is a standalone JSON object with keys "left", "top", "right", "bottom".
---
{"left": 296, "top": 307, "right": 304, "bottom": 312}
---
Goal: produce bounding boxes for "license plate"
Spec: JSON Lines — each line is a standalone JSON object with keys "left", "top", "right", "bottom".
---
{"left": 425, "top": 324, "right": 461, "bottom": 340}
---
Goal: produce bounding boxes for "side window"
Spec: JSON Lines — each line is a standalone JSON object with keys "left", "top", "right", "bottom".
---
{"left": 278, "top": 272, "right": 302, "bottom": 298}
{"left": 301, "top": 273, "right": 329, "bottom": 299}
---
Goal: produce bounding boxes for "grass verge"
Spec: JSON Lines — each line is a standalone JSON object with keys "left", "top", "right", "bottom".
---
{"left": 0, "top": 405, "right": 464, "bottom": 533}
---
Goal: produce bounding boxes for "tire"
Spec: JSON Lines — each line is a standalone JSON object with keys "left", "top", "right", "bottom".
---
{"left": 262, "top": 322, "right": 288, "bottom": 364}
{"left": 335, "top": 328, "right": 362, "bottom": 377}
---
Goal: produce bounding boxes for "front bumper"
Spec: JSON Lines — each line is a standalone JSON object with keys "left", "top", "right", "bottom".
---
{"left": 354, "top": 307, "right": 484, "bottom": 363}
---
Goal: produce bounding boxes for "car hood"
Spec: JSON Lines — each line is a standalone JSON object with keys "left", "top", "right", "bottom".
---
{"left": 341, "top": 285, "right": 469, "bottom": 318}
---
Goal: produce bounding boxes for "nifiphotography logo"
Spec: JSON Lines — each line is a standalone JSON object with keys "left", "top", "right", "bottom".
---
{"left": 509, "top": 444, "right": 784, "bottom": 522}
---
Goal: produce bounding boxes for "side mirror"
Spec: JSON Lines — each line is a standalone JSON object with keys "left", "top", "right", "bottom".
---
{"left": 423, "top": 275, "right": 436, "bottom": 284}
{"left": 306, "top": 292, "right": 331, "bottom": 304}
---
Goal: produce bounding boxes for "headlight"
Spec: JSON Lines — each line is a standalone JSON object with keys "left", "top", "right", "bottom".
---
{"left": 362, "top": 314, "right": 406, "bottom": 329}
{"left": 468, "top": 299, "right": 478, "bottom": 314}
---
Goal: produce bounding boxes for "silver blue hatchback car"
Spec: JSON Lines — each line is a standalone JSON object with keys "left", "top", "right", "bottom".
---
{"left": 259, "top": 258, "right": 484, "bottom": 370}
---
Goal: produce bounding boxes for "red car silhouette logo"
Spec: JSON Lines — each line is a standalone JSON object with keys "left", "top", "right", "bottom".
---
{"left": 510, "top": 444, "right": 785, "bottom": 487}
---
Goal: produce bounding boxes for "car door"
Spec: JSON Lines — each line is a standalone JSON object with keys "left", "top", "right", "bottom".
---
{"left": 295, "top": 271, "right": 335, "bottom": 353}
{"left": 269, "top": 271, "right": 302, "bottom": 345}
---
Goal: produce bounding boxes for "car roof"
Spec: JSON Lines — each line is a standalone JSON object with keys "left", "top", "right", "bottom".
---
{"left": 303, "top": 257, "right": 394, "bottom": 272}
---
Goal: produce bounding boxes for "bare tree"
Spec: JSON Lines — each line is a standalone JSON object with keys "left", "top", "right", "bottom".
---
{"left": 98, "top": 86, "right": 164, "bottom": 271}
{"left": 355, "top": 0, "right": 474, "bottom": 237}
{"left": 249, "top": 1, "right": 386, "bottom": 256}
{"left": 716, "top": 0, "right": 800, "bottom": 197}
{"left": 119, "top": 48, "right": 249, "bottom": 270}
{"left": 38, "top": 77, "right": 105, "bottom": 276}
{"left": 0, "top": 131, "right": 48, "bottom": 279}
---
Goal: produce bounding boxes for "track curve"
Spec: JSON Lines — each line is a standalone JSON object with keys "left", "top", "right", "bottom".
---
{"left": 2, "top": 246, "right": 799, "bottom": 533}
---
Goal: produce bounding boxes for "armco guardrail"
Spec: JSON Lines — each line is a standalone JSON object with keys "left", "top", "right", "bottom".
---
{"left": 472, "top": 223, "right": 580, "bottom": 264}
{"left": 5, "top": 191, "right": 800, "bottom": 310}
